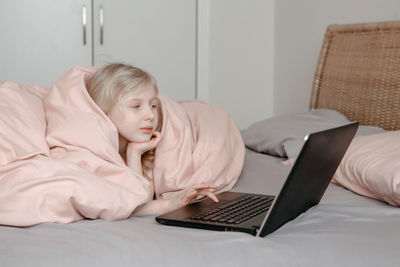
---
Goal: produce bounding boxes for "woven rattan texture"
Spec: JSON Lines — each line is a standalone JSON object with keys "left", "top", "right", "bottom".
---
{"left": 310, "top": 21, "right": 400, "bottom": 130}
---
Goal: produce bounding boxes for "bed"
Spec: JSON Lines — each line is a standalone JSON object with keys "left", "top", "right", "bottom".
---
{"left": 1, "top": 21, "right": 400, "bottom": 267}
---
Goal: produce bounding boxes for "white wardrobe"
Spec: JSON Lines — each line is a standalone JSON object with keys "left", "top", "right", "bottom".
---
{"left": 0, "top": 0, "right": 197, "bottom": 100}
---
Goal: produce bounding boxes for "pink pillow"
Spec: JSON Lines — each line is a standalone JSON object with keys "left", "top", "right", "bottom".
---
{"left": 332, "top": 131, "right": 400, "bottom": 206}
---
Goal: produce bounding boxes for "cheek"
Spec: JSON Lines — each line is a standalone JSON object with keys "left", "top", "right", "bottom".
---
{"left": 118, "top": 116, "right": 140, "bottom": 131}
{"left": 114, "top": 119, "right": 130, "bottom": 132}
{"left": 109, "top": 112, "right": 124, "bottom": 128}
{"left": 153, "top": 111, "right": 160, "bottom": 127}
{"left": 109, "top": 110, "right": 133, "bottom": 132}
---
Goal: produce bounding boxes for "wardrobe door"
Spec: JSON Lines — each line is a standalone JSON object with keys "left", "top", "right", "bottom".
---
{"left": 0, "top": 0, "right": 92, "bottom": 87}
{"left": 93, "top": 0, "right": 196, "bottom": 100}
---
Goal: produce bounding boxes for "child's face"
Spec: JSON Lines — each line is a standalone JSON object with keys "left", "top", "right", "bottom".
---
{"left": 107, "top": 82, "right": 159, "bottom": 144}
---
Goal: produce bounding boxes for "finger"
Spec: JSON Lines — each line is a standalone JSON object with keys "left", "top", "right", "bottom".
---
{"left": 200, "top": 190, "right": 219, "bottom": 203}
{"left": 152, "top": 131, "right": 160, "bottom": 139}
{"left": 190, "top": 183, "right": 206, "bottom": 190}
{"left": 190, "top": 190, "right": 200, "bottom": 199}
{"left": 183, "top": 191, "right": 197, "bottom": 205}
{"left": 189, "top": 190, "right": 198, "bottom": 199}
{"left": 196, "top": 185, "right": 217, "bottom": 193}
{"left": 192, "top": 183, "right": 217, "bottom": 191}
{"left": 152, "top": 131, "right": 162, "bottom": 145}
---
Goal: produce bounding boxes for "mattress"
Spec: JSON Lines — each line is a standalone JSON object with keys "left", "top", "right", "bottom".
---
{"left": 1, "top": 148, "right": 399, "bottom": 267}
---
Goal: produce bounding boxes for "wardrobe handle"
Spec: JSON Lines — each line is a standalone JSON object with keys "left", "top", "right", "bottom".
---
{"left": 99, "top": 6, "right": 104, "bottom": 45}
{"left": 82, "top": 5, "right": 87, "bottom": 45}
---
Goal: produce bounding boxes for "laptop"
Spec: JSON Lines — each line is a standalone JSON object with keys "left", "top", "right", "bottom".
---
{"left": 156, "top": 122, "right": 359, "bottom": 237}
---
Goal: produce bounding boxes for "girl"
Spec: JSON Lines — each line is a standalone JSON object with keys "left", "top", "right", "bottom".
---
{"left": 85, "top": 63, "right": 219, "bottom": 216}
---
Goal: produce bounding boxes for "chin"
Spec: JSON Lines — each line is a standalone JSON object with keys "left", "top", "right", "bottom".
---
{"left": 131, "top": 135, "right": 152, "bottom": 143}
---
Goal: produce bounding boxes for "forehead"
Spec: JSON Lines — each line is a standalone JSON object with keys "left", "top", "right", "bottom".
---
{"left": 121, "top": 83, "right": 158, "bottom": 102}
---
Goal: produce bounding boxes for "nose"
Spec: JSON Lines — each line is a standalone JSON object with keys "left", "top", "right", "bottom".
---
{"left": 144, "top": 106, "right": 155, "bottom": 121}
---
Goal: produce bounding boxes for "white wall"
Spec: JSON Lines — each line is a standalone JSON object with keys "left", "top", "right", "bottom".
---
{"left": 208, "top": 0, "right": 275, "bottom": 130}
{"left": 207, "top": 0, "right": 399, "bottom": 129}
{"left": 274, "top": 0, "right": 400, "bottom": 115}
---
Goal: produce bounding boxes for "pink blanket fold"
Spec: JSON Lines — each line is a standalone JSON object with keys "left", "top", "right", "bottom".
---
{"left": 0, "top": 66, "right": 244, "bottom": 226}
{"left": 154, "top": 96, "right": 245, "bottom": 199}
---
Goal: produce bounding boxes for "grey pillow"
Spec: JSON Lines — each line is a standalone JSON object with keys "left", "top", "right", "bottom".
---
{"left": 354, "top": 125, "right": 386, "bottom": 137}
{"left": 242, "top": 109, "right": 351, "bottom": 158}
{"left": 242, "top": 109, "right": 386, "bottom": 158}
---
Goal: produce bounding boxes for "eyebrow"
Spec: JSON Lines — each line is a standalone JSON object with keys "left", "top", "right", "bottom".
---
{"left": 125, "top": 96, "right": 159, "bottom": 103}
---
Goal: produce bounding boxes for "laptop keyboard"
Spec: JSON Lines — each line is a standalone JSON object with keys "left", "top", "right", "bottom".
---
{"left": 189, "top": 194, "right": 274, "bottom": 225}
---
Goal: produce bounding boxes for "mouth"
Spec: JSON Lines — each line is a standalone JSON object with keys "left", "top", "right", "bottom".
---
{"left": 140, "top": 127, "right": 153, "bottom": 134}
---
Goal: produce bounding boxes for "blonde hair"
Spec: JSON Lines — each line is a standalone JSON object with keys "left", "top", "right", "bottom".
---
{"left": 85, "top": 63, "right": 161, "bottom": 180}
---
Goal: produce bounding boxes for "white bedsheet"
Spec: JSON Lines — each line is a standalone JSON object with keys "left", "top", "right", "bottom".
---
{"left": 1, "top": 149, "right": 399, "bottom": 267}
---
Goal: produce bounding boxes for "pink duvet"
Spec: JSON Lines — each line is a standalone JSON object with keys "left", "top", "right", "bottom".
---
{"left": 0, "top": 67, "right": 245, "bottom": 226}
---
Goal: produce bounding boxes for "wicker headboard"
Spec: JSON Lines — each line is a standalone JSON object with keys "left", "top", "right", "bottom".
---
{"left": 310, "top": 21, "right": 400, "bottom": 130}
